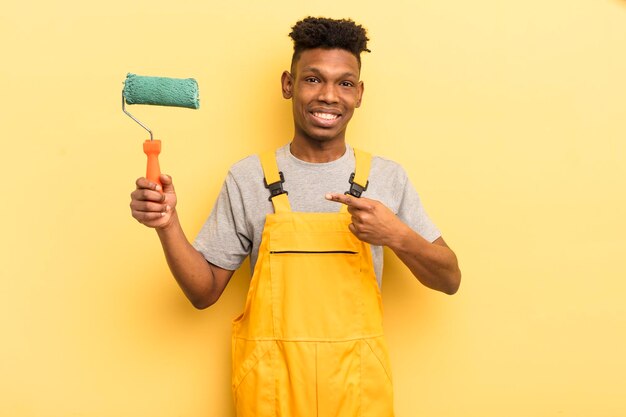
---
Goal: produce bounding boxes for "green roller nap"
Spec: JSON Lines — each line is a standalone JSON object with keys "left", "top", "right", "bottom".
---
{"left": 123, "top": 73, "right": 200, "bottom": 109}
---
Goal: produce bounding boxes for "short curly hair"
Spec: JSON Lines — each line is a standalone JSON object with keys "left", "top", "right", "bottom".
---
{"left": 289, "top": 17, "right": 370, "bottom": 71}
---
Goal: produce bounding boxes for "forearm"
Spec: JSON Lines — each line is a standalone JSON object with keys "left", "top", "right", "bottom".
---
{"left": 389, "top": 228, "right": 461, "bottom": 295}
{"left": 155, "top": 211, "right": 219, "bottom": 308}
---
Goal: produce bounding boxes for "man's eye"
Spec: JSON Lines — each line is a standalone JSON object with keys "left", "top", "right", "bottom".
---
{"left": 341, "top": 81, "right": 354, "bottom": 87}
{"left": 305, "top": 77, "right": 319, "bottom": 83}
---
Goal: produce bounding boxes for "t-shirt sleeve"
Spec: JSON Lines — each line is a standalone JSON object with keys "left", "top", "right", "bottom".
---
{"left": 396, "top": 173, "right": 442, "bottom": 243}
{"left": 192, "top": 171, "right": 252, "bottom": 271}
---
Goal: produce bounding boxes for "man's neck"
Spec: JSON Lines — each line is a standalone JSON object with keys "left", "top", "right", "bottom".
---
{"left": 289, "top": 138, "right": 347, "bottom": 163}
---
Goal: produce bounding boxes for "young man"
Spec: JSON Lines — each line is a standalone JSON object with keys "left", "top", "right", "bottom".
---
{"left": 130, "top": 17, "right": 460, "bottom": 417}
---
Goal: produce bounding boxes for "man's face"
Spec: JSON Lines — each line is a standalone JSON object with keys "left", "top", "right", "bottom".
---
{"left": 282, "top": 48, "right": 364, "bottom": 144}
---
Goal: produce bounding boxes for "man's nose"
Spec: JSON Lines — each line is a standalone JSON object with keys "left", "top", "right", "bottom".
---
{"left": 317, "top": 83, "right": 339, "bottom": 103}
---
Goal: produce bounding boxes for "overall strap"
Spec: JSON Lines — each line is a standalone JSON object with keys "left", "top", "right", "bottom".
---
{"left": 341, "top": 148, "right": 372, "bottom": 213}
{"left": 259, "top": 150, "right": 292, "bottom": 213}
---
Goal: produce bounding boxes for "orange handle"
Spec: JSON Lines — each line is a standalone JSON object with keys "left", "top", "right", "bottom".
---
{"left": 143, "top": 140, "right": 162, "bottom": 189}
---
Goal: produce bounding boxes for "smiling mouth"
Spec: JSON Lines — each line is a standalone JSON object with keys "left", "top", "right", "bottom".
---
{"left": 312, "top": 112, "right": 340, "bottom": 120}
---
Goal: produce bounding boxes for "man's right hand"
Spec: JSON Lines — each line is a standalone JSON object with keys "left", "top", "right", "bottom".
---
{"left": 130, "top": 174, "right": 178, "bottom": 229}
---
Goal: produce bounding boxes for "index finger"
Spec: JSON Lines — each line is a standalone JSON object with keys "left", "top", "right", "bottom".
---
{"left": 135, "top": 177, "right": 161, "bottom": 191}
{"left": 325, "top": 193, "right": 367, "bottom": 208}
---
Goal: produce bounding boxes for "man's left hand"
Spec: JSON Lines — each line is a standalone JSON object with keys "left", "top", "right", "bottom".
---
{"left": 325, "top": 193, "right": 409, "bottom": 248}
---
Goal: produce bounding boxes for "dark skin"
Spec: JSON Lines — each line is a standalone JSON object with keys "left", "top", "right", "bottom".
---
{"left": 129, "top": 47, "right": 460, "bottom": 310}
{"left": 325, "top": 192, "right": 461, "bottom": 294}
{"left": 281, "top": 48, "right": 364, "bottom": 162}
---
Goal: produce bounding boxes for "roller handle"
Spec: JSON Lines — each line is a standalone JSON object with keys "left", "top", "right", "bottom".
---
{"left": 143, "top": 140, "right": 162, "bottom": 190}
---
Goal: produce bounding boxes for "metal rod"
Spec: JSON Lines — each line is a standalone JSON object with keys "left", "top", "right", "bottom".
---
{"left": 122, "top": 91, "right": 154, "bottom": 140}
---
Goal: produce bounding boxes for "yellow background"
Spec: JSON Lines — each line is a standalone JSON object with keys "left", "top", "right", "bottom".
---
{"left": 2, "top": 0, "right": 625, "bottom": 415}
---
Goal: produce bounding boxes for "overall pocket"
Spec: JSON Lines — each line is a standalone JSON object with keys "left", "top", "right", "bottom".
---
{"left": 268, "top": 231, "right": 366, "bottom": 340}
{"left": 361, "top": 336, "right": 395, "bottom": 417}
{"left": 232, "top": 339, "right": 275, "bottom": 417}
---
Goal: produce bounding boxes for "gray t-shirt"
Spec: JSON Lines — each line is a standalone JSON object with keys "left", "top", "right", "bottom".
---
{"left": 193, "top": 144, "right": 441, "bottom": 287}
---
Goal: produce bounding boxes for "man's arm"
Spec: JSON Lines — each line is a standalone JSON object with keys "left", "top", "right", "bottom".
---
{"left": 130, "top": 174, "right": 235, "bottom": 309}
{"left": 325, "top": 193, "right": 461, "bottom": 295}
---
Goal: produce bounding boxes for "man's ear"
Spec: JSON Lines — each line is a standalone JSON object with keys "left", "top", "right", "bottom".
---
{"left": 281, "top": 71, "right": 293, "bottom": 99}
{"left": 355, "top": 81, "right": 364, "bottom": 108}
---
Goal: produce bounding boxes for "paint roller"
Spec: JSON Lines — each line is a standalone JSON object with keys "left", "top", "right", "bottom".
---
{"left": 122, "top": 73, "right": 200, "bottom": 188}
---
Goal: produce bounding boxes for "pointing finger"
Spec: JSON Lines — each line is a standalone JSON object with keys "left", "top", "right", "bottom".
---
{"left": 326, "top": 193, "right": 376, "bottom": 212}
{"left": 325, "top": 193, "right": 365, "bottom": 208}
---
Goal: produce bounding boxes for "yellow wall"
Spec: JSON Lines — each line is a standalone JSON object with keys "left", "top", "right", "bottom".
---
{"left": 2, "top": 0, "right": 625, "bottom": 415}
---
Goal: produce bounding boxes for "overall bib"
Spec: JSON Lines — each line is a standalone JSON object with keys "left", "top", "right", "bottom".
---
{"left": 231, "top": 148, "right": 394, "bottom": 417}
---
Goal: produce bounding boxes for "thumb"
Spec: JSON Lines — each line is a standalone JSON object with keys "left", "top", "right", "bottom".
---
{"left": 160, "top": 173, "right": 175, "bottom": 193}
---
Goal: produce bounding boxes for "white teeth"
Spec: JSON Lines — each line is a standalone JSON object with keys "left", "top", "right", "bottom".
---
{"left": 313, "top": 112, "right": 339, "bottom": 120}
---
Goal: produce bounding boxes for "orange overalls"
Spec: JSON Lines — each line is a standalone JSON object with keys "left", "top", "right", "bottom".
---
{"left": 231, "top": 148, "right": 394, "bottom": 417}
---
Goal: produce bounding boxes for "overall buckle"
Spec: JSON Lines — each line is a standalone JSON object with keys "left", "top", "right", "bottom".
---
{"left": 264, "top": 171, "right": 288, "bottom": 201}
{"left": 346, "top": 173, "right": 369, "bottom": 198}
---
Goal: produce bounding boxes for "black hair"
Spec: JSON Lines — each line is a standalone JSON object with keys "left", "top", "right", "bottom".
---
{"left": 289, "top": 17, "right": 370, "bottom": 70}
